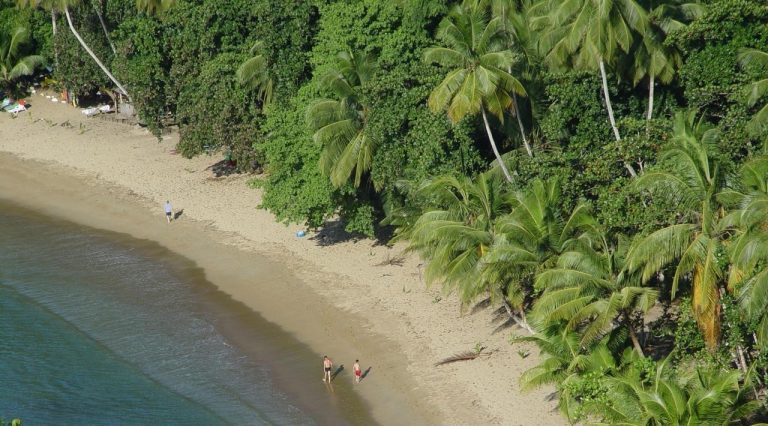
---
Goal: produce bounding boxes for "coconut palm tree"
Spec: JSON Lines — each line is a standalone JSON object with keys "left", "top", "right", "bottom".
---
{"left": 482, "top": 178, "right": 598, "bottom": 309}
{"left": 403, "top": 171, "right": 514, "bottom": 304}
{"left": 532, "top": 234, "right": 658, "bottom": 354}
{"left": 633, "top": 0, "right": 704, "bottom": 121}
{"left": 423, "top": 0, "right": 527, "bottom": 183}
{"left": 489, "top": 0, "right": 538, "bottom": 157}
{"left": 517, "top": 326, "right": 622, "bottom": 421}
{"left": 719, "top": 156, "right": 768, "bottom": 348}
{"left": 593, "top": 358, "right": 761, "bottom": 425}
{"left": 16, "top": 0, "right": 132, "bottom": 103}
{"left": 738, "top": 47, "right": 768, "bottom": 136}
{"left": 531, "top": 0, "right": 648, "bottom": 177}
{"left": 626, "top": 111, "right": 726, "bottom": 350}
{"left": 306, "top": 50, "right": 376, "bottom": 188}
{"left": 236, "top": 40, "right": 274, "bottom": 107}
{"left": 0, "top": 26, "right": 45, "bottom": 93}
{"left": 16, "top": 0, "right": 59, "bottom": 66}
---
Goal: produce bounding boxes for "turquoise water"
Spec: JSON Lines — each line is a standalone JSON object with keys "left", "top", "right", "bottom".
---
{"left": 0, "top": 204, "right": 364, "bottom": 425}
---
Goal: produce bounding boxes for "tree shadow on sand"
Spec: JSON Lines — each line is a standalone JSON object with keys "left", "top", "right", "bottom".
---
{"left": 310, "top": 220, "right": 396, "bottom": 247}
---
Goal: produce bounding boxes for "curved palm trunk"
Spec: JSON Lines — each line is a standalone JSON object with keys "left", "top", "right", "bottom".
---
{"left": 512, "top": 92, "right": 533, "bottom": 157}
{"left": 647, "top": 75, "right": 655, "bottom": 121}
{"left": 505, "top": 64, "right": 533, "bottom": 158}
{"left": 599, "top": 58, "right": 637, "bottom": 178}
{"left": 64, "top": 6, "right": 132, "bottom": 104}
{"left": 481, "top": 106, "right": 514, "bottom": 183}
{"left": 502, "top": 298, "right": 534, "bottom": 334}
{"left": 92, "top": 0, "right": 116, "bottom": 54}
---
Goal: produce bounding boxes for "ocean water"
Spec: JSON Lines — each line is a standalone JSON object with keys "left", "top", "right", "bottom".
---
{"left": 0, "top": 203, "right": 368, "bottom": 425}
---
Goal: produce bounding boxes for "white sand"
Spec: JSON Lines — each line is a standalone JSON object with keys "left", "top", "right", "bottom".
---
{"left": 0, "top": 95, "right": 565, "bottom": 425}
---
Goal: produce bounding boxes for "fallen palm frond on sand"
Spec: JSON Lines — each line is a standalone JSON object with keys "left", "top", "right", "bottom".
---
{"left": 435, "top": 346, "right": 495, "bottom": 366}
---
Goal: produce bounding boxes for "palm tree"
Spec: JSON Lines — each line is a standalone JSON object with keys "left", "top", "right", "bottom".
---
{"left": 738, "top": 48, "right": 768, "bottom": 136}
{"left": 626, "top": 111, "right": 725, "bottom": 350}
{"left": 17, "top": 0, "right": 133, "bottom": 103}
{"left": 593, "top": 358, "right": 761, "bottom": 425}
{"left": 306, "top": 50, "right": 376, "bottom": 188}
{"left": 633, "top": 0, "right": 704, "bottom": 121}
{"left": 236, "top": 40, "right": 274, "bottom": 106}
{"left": 481, "top": 178, "right": 597, "bottom": 328}
{"left": 0, "top": 26, "right": 45, "bottom": 93}
{"left": 16, "top": 0, "right": 59, "bottom": 66}
{"left": 423, "top": 0, "right": 527, "bottom": 183}
{"left": 489, "top": 0, "right": 537, "bottom": 157}
{"left": 403, "top": 172, "right": 513, "bottom": 304}
{"left": 517, "top": 327, "right": 621, "bottom": 422}
{"left": 532, "top": 234, "right": 658, "bottom": 354}
{"left": 720, "top": 156, "right": 768, "bottom": 348}
{"left": 531, "top": 0, "right": 648, "bottom": 177}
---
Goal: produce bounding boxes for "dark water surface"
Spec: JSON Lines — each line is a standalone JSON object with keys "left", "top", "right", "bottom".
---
{"left": 0, "top": 202, "right": 372, "bottom": 425}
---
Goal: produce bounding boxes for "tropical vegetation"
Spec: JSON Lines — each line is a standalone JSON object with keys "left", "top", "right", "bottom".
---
{"left": 4, "top": 0, "right": 768, "bottom": 422}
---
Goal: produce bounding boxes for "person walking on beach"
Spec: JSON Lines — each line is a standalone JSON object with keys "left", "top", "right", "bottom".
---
{"left": 164, "top": 200, "right": 173, "bottom": 223}
{"left": 353, "top": 360, "right": 362, "bottom": 383}
{"left": 323, "top": 355, "right": 333, "bottom": 382}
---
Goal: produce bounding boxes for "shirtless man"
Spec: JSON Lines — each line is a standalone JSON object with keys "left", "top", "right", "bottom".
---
{"left": 323, "top": 356, "right": 333, "bottom": 382}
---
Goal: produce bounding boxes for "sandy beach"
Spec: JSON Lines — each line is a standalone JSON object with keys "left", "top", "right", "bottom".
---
{"left": 0, "top": 95, "right": 564, "bottom": 425}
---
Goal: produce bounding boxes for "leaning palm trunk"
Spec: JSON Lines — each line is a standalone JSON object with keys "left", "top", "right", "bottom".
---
{"left": 598, "top": 58, "right": 637, "bottom": 178}
{"left": 647, "top": 74, "right": 655, "bottom": 121}
{"left": 512, "top": 92, "right": 533, "bottom": 157}
{"left": 481, "top": 106, "right": 514, "bottom": 183}
{"left": 502, "top": 298, "right": 534, "bottom": 334}
{"left": 92, "top": 0, "right": 116, "bottom": 54}
{"left": 64, "top": 6, "right": 132, "bottom": 104}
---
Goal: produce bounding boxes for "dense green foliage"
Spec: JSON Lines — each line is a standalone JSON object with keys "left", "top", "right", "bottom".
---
{"left": 7, "top": 0, "right": 768, "bottom": 422}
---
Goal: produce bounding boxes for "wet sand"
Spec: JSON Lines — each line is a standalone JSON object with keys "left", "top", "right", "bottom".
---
{"left": 0, "top": 156, "right": 427, "bottom": 425}
{"left": 0, "top": 95, "right": 565, "bottom": 425}
{"left": 0, "top": 200, "right": 374, "bottom": 424}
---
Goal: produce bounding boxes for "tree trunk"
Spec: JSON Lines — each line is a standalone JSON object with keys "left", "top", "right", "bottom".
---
{"left": 91, "top": 0, "right": 116, "bottom": 54}
{"left": 625, "top": 312, "right": 644, "bottom": 356}
{"left": 64, "top": 6, "right": 132, "bottom": 103}
{"left": 51, "top": 10, "right": 58, "bottom": 68}
{"left": 599, "top": 58, "right": 621, "bottom": 141}
{"left": 512, "top": 92, "right": 533, "bottom": 157}
{"left": 737, "top": 345, "right": 748, "bottom": 373}
{"left": 502, "top": 298, "right": 534, "bottom": 334}
{"left": 481, "top": 106, "right": 514, "bottom": 183}
{"left": 599, "top": 58, "right": 637, "bottom": 178}
{"left": 646, "top": 74, "right": 655, "bottom": 121}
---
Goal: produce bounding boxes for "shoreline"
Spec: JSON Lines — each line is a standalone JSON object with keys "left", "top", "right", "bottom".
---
{"left": 0, "top": 200, "right": 371, "bottom": 424}
{"left": 0, "top": 155, "right": 422, "bottom": 425}
{"left": 0, "top": 96, "right": 565, "bottom": 425}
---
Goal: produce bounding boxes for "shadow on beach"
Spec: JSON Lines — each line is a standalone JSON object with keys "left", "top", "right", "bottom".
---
{"left": 361, "top": 367, "right": 372, "bottom": 381}
{"left": 331, "top": 364, "right": 344, "bottom": 381}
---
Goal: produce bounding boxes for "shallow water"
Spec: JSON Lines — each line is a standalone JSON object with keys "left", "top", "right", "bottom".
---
{"left": 0, "top": 202, "right": 371, "bottom": 425}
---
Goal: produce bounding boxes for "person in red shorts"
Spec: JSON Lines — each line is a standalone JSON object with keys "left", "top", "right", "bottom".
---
{"left": 353, "top": 360, "right": 362, "bottom": 383}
